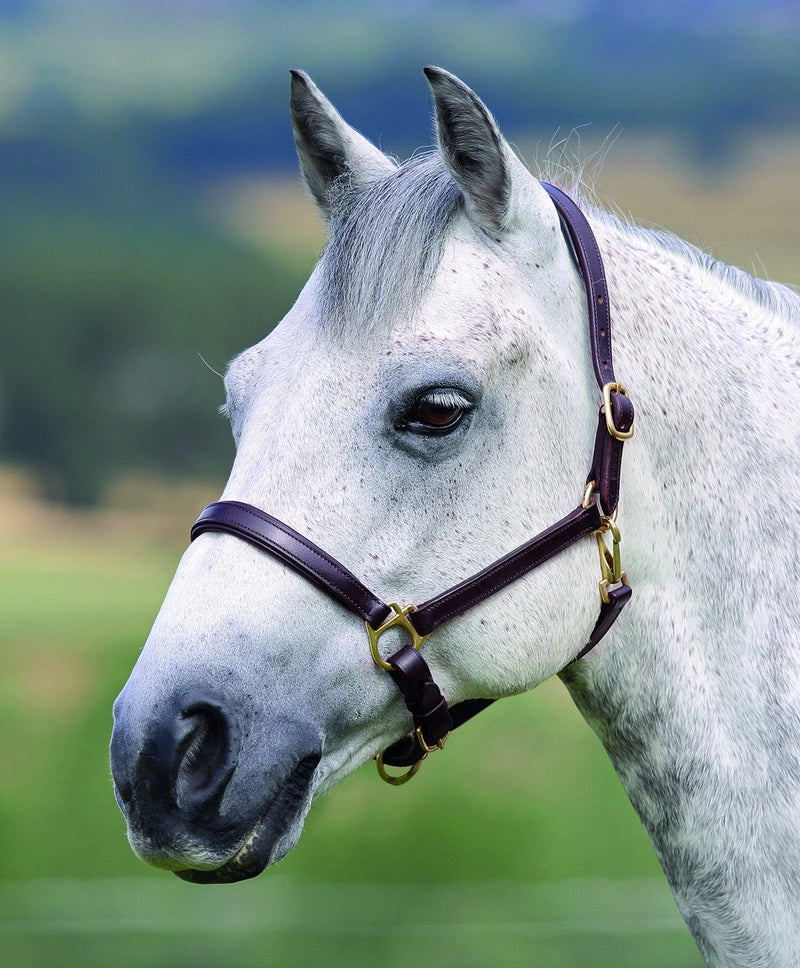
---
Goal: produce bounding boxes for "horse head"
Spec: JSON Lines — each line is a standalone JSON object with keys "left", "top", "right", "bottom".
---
{"left": 110, "top": 69, "right": 603, "bottom": 883}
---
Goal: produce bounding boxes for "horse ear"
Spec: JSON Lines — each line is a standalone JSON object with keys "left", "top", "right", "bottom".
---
{"left": 424, "top": 67, "right": 543, "bottom": 234}
{"left": 290, "top": 70, "right": 395, "bottom": 216}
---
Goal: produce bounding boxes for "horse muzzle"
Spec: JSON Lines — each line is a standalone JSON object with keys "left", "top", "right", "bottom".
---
{"left": 110, "top": 687, "right": 322, "bottom": 883}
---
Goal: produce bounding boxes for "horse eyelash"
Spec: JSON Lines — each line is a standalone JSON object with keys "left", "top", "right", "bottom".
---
{"left": 395, "top": 387, "right": 474, "bottom": 434}
{"left": 418, "top": 389, "right": 472, "bottom": 411}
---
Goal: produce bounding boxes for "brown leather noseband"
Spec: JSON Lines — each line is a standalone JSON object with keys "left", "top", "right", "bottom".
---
{"left": 190, "top": 184, "right": 634, "bottom": 784}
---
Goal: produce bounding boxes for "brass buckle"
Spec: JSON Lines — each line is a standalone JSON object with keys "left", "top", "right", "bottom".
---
{"left": 415, "top": 726, "right": 450, "bottom": 754}
{"left": 595, "top": 515, "right": 628, "bottom": 604}
{"left": 368, "top": 603, "right": 440, "bottom": 786}
{"left": 366, "top": 602, "right": 429, "bottom": 671}
{"left": 602, "top": 382, "right": 634, "bottom": 441}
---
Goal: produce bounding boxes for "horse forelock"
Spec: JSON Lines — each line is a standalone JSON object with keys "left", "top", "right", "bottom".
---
{"left": 319, "top": 152, "right": 464, "bottom": 334}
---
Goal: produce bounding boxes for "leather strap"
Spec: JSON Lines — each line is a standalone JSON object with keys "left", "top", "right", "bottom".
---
{"left": 541, "top": 183, "right": 615, "bottom": 390}
{"left": 192, "top": 501, "right": 603, "bottom": 640}
{"left": 570, "top": 583, "right": 632, "bottom": 664}
{"left": 541, "top": 183, "right": 633, "bottom": 517}
{"left": 191, "top": 501, "right": 392, "bottom": 629}
{"left": 409, "top": 503, "right": 603, "bottom": 637}
{"left": 386, "top": 645, "right": 453, "bottom": 752}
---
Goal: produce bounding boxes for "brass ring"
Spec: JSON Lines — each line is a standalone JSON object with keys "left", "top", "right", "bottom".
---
{"left": 375, "top": 752, "right": 423, "bottom": 786}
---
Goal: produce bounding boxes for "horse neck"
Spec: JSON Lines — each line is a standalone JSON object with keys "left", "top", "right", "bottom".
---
{"left": 560, "top": 216, "right": 800, "bottom": 967}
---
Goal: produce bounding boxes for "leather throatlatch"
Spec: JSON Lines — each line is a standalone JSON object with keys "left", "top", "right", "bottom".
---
{"left": 190, "top": 183, "right": 634, "bottom": 784}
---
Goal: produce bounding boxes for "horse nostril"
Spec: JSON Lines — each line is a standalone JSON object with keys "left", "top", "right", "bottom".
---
{"left": 174, "top": 701, "right": 234, "bottom": 810}
{"left": 117, "top": 692, "right": 240, "bottom": 820}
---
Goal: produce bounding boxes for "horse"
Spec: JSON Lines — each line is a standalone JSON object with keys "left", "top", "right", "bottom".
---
{"left": 110, "top": 68, "right": 800, "bottom": 967}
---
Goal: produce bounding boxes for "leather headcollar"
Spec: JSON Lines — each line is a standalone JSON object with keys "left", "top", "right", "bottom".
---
{"left": 190, "top": 184, "right": 634, "bottom": 782}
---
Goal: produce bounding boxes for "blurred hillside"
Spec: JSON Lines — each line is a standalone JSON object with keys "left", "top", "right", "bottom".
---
{"left": 1, "top": 0, "right": 799, "bottom": 502}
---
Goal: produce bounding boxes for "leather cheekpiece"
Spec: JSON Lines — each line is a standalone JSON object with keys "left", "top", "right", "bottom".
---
{"left": 541, "top": 183, "right": 616, "bottom": 389}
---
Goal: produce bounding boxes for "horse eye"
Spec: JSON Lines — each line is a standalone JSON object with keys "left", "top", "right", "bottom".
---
{"left": 396, "top": 389, "right": 473, "bottom": 436}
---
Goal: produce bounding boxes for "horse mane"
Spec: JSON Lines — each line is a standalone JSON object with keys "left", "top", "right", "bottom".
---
{"left": 573, "top": 187, "right": 800, "bottom": 328}
{"left": 630, "top": 221, "right": 800, "bottom": 326}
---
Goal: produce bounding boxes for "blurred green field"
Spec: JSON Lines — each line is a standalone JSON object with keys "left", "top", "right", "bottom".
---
{"left": 3, "top": 877, "right": 700, "bottom": 968}
{"left": 0, "top": 470, "right": 703, "bottom": 966}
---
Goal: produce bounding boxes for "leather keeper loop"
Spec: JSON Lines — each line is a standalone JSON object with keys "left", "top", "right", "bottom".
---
{"left": 387, "top": 645, "right": 453, "bottom": 751}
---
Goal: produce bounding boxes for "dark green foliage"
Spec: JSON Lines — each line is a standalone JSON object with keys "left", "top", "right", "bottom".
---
{"left": 0, "top": 183, "right": 305, "bottom": 503}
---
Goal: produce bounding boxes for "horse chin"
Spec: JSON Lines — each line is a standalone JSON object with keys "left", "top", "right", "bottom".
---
{"left": 175, "top": 753, "right": 319, "bottom": 885}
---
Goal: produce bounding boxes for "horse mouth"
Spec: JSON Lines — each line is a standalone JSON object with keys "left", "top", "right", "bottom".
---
{"left": 175, "top": 753, "right": 320, "bottom": 884}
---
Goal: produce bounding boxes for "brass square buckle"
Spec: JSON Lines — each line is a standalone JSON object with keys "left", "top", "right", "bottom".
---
{"left": 602, "top": 382, "right": 634, "bottom": 441}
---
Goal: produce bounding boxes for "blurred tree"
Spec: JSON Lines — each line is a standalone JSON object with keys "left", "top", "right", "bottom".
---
{"left": 0, "top": 201, "right": 301, "bottom": 504}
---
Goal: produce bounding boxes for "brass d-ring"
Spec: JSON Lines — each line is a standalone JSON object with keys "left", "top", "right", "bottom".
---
{"left": 376, "top": 752, "right": 423, "bottom": 786}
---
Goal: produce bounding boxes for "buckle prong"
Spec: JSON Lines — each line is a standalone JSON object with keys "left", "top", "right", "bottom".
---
{"left": 415, "top": 726, "right": 450, "bottom": 754}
